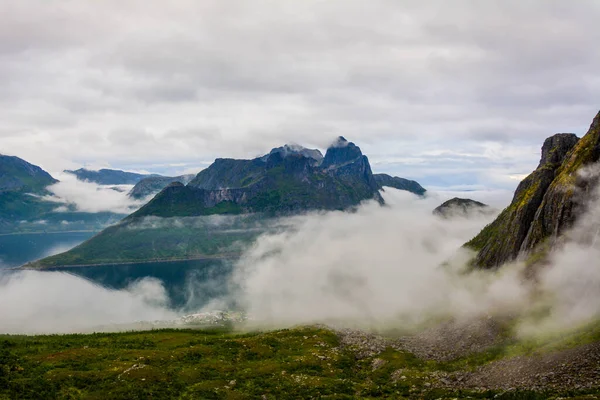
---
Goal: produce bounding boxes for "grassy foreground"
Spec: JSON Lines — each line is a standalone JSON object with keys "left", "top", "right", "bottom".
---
{"left": 1, "top": 326, "right": 599, "bottom": 400}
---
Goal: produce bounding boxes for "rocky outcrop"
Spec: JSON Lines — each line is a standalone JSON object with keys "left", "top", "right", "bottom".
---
{"left": 466, "top": 112, "right": 600, "bottom": 268}
{"left": 433, "top": 198, "right": 490, "bottom": 218}
{"left": 374, "top": 174, "right": 426, "bottom": 196}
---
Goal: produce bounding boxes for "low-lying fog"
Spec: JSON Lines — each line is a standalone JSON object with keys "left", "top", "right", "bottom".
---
{"left": 1, "top": 185, "right": 599, "bottom": 336}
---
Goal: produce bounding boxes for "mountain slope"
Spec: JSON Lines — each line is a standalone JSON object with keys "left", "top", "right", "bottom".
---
{"left": 466, "top": 111, "right": 600, "bottom": 268}
{"left": 0, "top": 155, "right": 60, "bottom": 227}
{"left": 374, "top": 173, "right": 426, "bottom": 196}
{"left": 65, "top": 168, "right": 159, "bottom": 185}
{"left": 0, "top": 154, "right": 57, "bottom": 193}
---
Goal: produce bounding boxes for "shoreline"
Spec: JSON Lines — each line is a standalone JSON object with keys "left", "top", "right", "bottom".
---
{"left": 18, "top": 253, "right": 240, "bottom": 270}
{"left": 0, "top": 230, "right": 99, "bottom": 237}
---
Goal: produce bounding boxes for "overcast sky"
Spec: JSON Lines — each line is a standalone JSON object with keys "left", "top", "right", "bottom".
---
{"left": 1, "top": 0, "right": 599, "bottom": 190}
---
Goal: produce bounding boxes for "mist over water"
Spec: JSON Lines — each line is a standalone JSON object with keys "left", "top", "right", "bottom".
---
{"left": 2, "top": 184, "right": 600, "bottom": 335}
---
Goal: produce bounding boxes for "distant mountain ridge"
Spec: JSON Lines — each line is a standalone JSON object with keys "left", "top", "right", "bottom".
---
{"left": 374, "top": 174, "right": 426, "bottom": 196}
{"left": 64, "top": 168, "right": 160, "bottom": 185}
{"left": 132, "top": 137, "right": 383, "bottom": 218}
{"left": 466, "top": 110, "right": 600, "bottom": 268}
{"left": 31, "top": 137, "right": 426, "bottom": 267}
{"left": 128, "top": 175, "right": 196, "bottom": 199}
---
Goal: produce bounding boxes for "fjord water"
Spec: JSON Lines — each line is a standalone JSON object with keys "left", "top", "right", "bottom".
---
{"left": 0, "top": 231, "right": 95, "bottom": 268}
{"left": 0, "top": 232, "right": 232, "bottom": 310}
{"left": 49, "top": 259, "right": 233, "bottom": 310}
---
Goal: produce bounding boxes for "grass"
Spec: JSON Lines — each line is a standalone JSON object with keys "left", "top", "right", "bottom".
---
{"left": 2, "top": 325, "right": 600, "bottom": 399}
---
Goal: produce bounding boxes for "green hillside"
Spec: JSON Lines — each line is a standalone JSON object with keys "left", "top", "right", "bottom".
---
{"left": 2, "top": 322, "right": 600, "bottom": 399}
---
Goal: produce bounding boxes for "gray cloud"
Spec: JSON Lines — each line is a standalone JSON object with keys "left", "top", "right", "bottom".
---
{"left": 0, "top": 0, "right": 598, "bottom": 189}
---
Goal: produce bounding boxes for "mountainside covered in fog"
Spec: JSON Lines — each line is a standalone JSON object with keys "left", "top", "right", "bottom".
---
{"left": 466, "top": 111, "right": 600, "bottom": 268}
{"left": 0, "top": 156, "right": 127, "bottom": 234}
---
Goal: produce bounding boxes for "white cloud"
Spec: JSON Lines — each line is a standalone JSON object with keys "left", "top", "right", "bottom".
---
{"left": 0, "top": 0, "right": 598, "bottom": 189}
{"left": 0, "top": 271, "right": 176, "bottom": 334}
{"left": 43, "top": 173, "right": 145, "bottom": 214}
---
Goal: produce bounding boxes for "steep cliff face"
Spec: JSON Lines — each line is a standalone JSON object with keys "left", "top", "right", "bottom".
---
{"left": 466, "top": 111, "right": 600, "bottom": 268}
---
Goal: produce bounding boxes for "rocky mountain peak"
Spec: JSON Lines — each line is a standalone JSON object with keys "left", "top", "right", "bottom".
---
{"left": 538, "top": 133, "right": 579, "bottom": 168}
{"left": 322, "top": 137, "right": 364, "bottom": 168}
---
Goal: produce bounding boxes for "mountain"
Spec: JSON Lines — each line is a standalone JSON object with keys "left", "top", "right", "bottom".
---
{"left": 433, "top": 198, "right": 490, "bottom": 218}
{"left": 131, "top": 137, "right": 382, "bottom": 218}
{"left": 0, "top": 155, "right": 128, "bottom": 234}
{"left": 128, "top": 175, "right": 196, "bottom": 199}
{"left": 29, "top": 138, "right": 386, "bottom": 267}
{"left": 64, "top": 168, "right": 160, "bottom": 185}
{"left": 374, "top": 173, "right": 426, "bottom": 196}
{"left": 466, "top": 111, "right": 600, "bottom": 268}
{"left": 0, "top": 154, "right": 58, "bottom": 193}
{"left": 0, "top": 155, "right": 60, "bottom": 225}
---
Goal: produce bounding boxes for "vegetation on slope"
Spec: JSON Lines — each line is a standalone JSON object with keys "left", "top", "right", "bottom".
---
{"left": 26, "top": 215, "right": 271, "bottom": 268}
{"left": 2, "top": 324, "right": 600, "bottom": 399}
{"left": 464, "top": 127, "right": 597, "bottom": 268}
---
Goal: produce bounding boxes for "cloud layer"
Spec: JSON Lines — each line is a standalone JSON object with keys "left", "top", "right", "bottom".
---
{"left": 1, "top": 1, "right": 599, "bottom": 188}
{"left": 43, "top": 173, "right": 146, "bottom": 214}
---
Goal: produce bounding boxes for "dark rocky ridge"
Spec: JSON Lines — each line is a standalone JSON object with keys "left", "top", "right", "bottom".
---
{"left": 374, "top": 174, "right": 426, "bottom": 196}
{"left": 433, "top": 198, "right": 489, "bottom": 218}
{"left": 131, "top": 143, "right": 425, "bottom": 204}
{"left": 466, "top": 111, "right": 600, "bottom": 268}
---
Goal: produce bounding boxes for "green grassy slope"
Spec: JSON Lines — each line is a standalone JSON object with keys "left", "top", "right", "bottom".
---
{"left": 26, "top": 215, "right": 272, "bottom": 268}
{"left": 1, "top": 325, "right": 600, "bottom": 399}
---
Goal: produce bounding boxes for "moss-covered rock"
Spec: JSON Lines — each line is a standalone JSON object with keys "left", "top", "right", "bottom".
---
{"left": 466, "top": 129, "right": 584, "bottom": 268}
